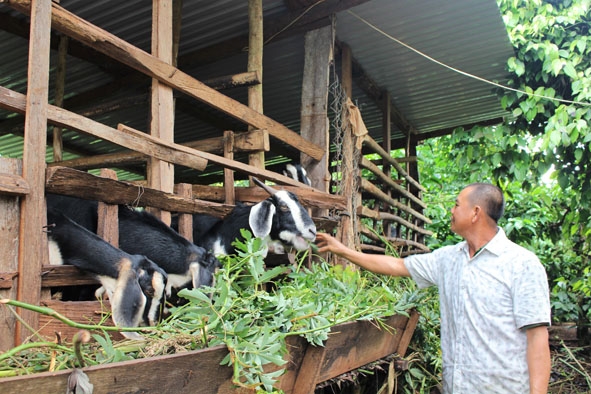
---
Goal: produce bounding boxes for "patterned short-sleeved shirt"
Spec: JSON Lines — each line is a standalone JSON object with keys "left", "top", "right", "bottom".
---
{"left": 404, "top": 228, "right": 551, "bottom": 394}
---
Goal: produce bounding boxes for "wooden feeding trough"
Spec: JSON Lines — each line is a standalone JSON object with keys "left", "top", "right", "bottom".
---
{"left": 0, "top": 311, "right": 420, "bottom": 394}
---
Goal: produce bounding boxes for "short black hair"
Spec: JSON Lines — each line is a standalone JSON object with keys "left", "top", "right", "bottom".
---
{"left": 467, "top": 183, "right": 505, "bottom": 223}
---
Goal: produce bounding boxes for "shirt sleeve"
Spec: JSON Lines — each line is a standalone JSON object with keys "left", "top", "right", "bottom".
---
{"left": 404, "top": 245, "right": 454, "bottom": 289}
{"left": 512, "top": 252, "right": 551, "bottom": 329}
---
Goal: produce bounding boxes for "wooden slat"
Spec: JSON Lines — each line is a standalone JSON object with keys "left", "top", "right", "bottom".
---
{"left": 361, "top": 178, "right": 431, "bottom": 224}
{"left": 357, "top": 205, "right": 432, "bottom": 236}
{"left": 0, "top": 272, "right": 18, "bottom": 289}
{"left": 47, "top": 130, "right": 269, "bottom": 171}
{"left": 0, "top": 172, "right": 30, "bottom": 196}
{"left": 5, "top": 0, "right": 325, "bottom": 162}
{"left": 174, "top": 183, "right": 193, "bottom": 242}
{"left": 0, "top": 86, "right": 208, "bottom": 171}
{"left": 363, "top": 135, "right": 426, "bottom": 193}
{"left": 117, "top": 123, "right": 313, "bottom": 189}
{"left": 37, "top": 300, "right": 122, "bottom": 342}
{"left": 360, "top": 157, "right": 427, "bottom": 209}
{"left": 41, "top": 265, "right": 100, "bottom": 287}
{"left": 96, "top": 169, "right": 119, "bottom": 246}
{"left": 192, "top": 184, "right": 348, "bottom": 213}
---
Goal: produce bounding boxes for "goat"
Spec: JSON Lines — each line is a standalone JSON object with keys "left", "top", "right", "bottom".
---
{"left": 46, "top": 194, "right": 220, "bottom": 298}
{"left": 283, "top": 163, "right": 312, "bottom": 186}
{"left": 47, "top": 209, "right": 167, "bottom": 338}
{"left": 177, "top": 177, "right": 317, "bottom": 257}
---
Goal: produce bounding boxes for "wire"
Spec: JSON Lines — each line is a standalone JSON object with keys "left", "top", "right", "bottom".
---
{"left": 347, "top": 10, "right": 591, "bottom": 107}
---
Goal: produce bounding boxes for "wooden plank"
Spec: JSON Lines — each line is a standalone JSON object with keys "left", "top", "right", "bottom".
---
{"left": 45, "top": 166, "right": 233, "bottom": 217}
{"left": 117, "top": 123, "right": 313, "bottom": 189}
{"left": 396, "top": 309, "right": 420, "bottom": 357}
{"left": 46, "top": 130, "right": 269, "bottom": 171}
{"left": 16, "top": 0, "right": 52, "bottom": 345}
{"left": 0, "top": 343, "right": 249, "bottom": 394}
{"left": 191, "top": 184, "right": 348, "bottom": 212}
{"left": 0, "top": 172, "right": 30, "bottom": 196}
{"left": 0, "top": 86, "right": 208, "bottom": 171}
{"left": 37, "top": 300, "right": 123, "bottom": 342}
{"left": 41, "top": 265, "right": 100, "bottom": 287}
{"left": 5, "top": 0, "right": 325, "bottom": 162}
{"left": 0, "top": 158, "right": 21, "bottom": 351}
{"left": 315, "top": 314, "right": 410, "bottom": 383}
{"left": 291, "top": 344, "right": 327, "bottom": 394}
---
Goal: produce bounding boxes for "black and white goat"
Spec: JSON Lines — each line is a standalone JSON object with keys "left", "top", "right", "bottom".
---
{"left": 47, "top": 209, "right": 167, "bottom": 338}
{"left": 46, "top": 194, "right": 220, "bottom": 298}
{"left": 181, "top": 177, "right": 317, "bottom": 257}
{"left": 283, "top": 163, "right": 312, "bottom": 186}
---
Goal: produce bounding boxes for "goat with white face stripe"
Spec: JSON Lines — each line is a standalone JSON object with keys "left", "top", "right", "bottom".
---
{"left": 190, "top": 178, "right": 317, "bottom": 257}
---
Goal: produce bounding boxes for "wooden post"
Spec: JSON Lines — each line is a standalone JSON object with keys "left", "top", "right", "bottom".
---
{"left": 223, "top": 130, "right": 235, "bottom": 205}
{"left": 299, "top": 23, "right": 333, "bottom": 218}
{"left": 247, "top": 0, "right": 267, "bottom": 183}
{"left": 96, "top": 169, "right": 119, "bottom": 247}
{"left": 51, "top": 34, "right": 68, "bottom": 162}
{"left": 0, "top": 159, "right": 22, "bottom": 351}
{"left": 148, "top": 0, "right": 175, "bottom": 225}
{"left": 16, "top": 0, "right": 52, "bottom": 344}
{"left": 174, "top": 183, "right": 194, "bottom": 242}
{"left": 381, "top": 91, "right": 393, "bottom": 238}
{"left": 334, "top": 44, "right": 356, "bottom": 266}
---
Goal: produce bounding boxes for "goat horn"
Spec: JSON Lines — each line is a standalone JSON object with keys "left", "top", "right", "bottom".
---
{"left": 252, "top": 177, "right": 277, "bottom": 195}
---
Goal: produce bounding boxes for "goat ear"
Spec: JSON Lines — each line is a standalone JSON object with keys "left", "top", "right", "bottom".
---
{"left": 111, "top": 264, "right": 146, "bottom": 340}
{"left": 249, "top": 200, "right": 275, "bottom": 238}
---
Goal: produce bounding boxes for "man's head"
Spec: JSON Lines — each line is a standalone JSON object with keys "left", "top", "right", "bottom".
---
{"left": 451, "top": 183, "right": 505, "bottom": 237}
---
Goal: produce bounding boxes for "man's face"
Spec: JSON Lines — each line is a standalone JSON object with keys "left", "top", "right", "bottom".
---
{"left": 450, "top": 187, "right": 475, "bottom": 237}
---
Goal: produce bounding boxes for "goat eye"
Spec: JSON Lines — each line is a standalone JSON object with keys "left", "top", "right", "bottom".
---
{"left": 279, "top": 204, "right": 289, "bottom": 212}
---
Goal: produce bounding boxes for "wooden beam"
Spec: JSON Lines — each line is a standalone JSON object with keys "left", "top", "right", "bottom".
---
{"left": 16, "top": 0, "right": 52, "bottom": 345}
{"left": 6, "top": 0, "right": 325, "bottom": 161}
{"left": 0, "top": 173, "right": 30, "bottom": 196}
{"left": 0, "top": 86, "right": 209, "bottom": 171}
{"left": 45, "top": 166, "right": 233, "bottom": 216}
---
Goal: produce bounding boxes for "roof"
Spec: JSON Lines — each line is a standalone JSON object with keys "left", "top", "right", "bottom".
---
{"left": 0, "top": 0, "right": 514, "bottom": 183}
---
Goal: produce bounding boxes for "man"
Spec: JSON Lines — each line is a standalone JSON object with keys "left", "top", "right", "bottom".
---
{"left": 315, "top": 183, "right": 551, "bottom": 394}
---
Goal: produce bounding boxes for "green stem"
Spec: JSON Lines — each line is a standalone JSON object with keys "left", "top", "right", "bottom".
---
{"left": 1, "top": 298, "right": 157, "bottom": 334}
{"left": 0, "top": 341, "right": 73, "bottom": 363}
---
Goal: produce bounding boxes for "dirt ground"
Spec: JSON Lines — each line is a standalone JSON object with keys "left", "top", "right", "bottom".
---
{"left": 549, "top": 338, "right": 591, "bottom": 393}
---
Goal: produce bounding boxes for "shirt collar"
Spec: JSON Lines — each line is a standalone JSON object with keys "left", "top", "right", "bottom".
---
{"left": 459, "top": 226, "right": 506, "bottom": 257}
